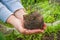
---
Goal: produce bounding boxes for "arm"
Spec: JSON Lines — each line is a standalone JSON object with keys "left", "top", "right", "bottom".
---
{"left": 1, "top": 0, "right": 46, "bottom": 34}
{"left": 13, "top": 9, "right": 46, "bottom": 34}
{"left": 0, "top": 2, "right": 13, "bottom": 22}
{"left": 7, "top": 14, "right": 45, "bottom": 34}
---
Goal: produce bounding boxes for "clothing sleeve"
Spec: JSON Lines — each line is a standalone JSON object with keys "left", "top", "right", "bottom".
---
{"left": 0, "top": 2, "right": 13, "bottom": 22}
{"left": 1, "top": 0, "right": 24, "bottom": 13}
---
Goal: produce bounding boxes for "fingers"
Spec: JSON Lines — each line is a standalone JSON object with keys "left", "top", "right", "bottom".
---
{"left": 19, "top": 20, "right": 46, "bottom": 34}
{"left": 20, "top": 23, "right": 46, "bottom": 34}
{"left": 24, "top": 23, "right": 47, "bottom": 34}
{"left": 23, "top": 29, "right": 44, "bottom": 34}
{"left": 29, "top": 29, "right": 44, "bottom": 33}
{"left": 43, "top": 23, "right": 47, "bottom": 30}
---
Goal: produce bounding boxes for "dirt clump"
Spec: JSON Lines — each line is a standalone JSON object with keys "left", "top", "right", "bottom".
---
{"left": 23, "top": 11, "right": 44, "bottom": 30}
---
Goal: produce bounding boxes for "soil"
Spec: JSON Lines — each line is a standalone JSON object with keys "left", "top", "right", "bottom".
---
{"left": 57, "top": 30, "right": 60, "bottom": 40}
{"left": 41, "top": 32, "right": 54, "bottom": 40}
{"left": 16, "top": 37, "right": 24, "bottom": 40}
{"left": 23, "top": 11, "right": 44, "bottom": 30}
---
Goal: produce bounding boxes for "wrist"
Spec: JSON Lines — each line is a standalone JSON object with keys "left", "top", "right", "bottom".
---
{"left": 6, "top": 15, "right": 14, "bottom": 23}
{"left": 6, "top": 15, "right": 23, "bottom": 30}
{"left": 14, "top": 9, "right": 25, "bottom": 15}
{"left": 14, "top": 9, "right": 27, "bottom": 17}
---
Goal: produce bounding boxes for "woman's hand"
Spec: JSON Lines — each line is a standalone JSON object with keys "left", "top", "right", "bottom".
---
{"left": 13, "top": 9, "right": 46, "bottom": 34}
{"left": 7, "top": 15, "right": 46, "bottom": 34}
{"left": 18, "top": 22, "right": 46, "bottom": 34}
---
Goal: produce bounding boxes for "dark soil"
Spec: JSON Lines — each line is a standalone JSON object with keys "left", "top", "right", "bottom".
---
{"left": 57, "top": 30, "right": 60, "bottom": 40}
{"left": 16, "top": 37, "right": 24, "bottom": 40}
{"left": 41, "top": 32, "right": 54, "bottom": 40}
{"left": 23, "top": 11, "right": 44, "bottom": 30}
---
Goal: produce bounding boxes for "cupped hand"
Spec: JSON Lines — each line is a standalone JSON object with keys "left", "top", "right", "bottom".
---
{"left": 14, "top": 9, "right": 46, "bottom": 34}
{"left": 19, "top": 19, "right": 46, "bottom": 34}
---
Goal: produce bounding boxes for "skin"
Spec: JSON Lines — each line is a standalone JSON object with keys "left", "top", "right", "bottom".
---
{"left": 7, "top": 9, "right": 46, "bottom": 34}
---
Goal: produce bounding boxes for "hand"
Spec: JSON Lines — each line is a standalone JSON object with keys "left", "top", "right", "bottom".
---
{"left": 13, "top": 9, "right": 46, "bottom": 34}
{"left": 43, "top": 23, "right": 46, "bottom": 30}
{"left": 7, "top": 15, "right": 46, "bottom": 34}
{"left": 19, "top": 18, "right": 46, "bottom": 34}
{"left": 19, "top": 23, "right": 46, "bottom": 34}
{"left": 18, "top": 20, "right": 46, "bottom": 34}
